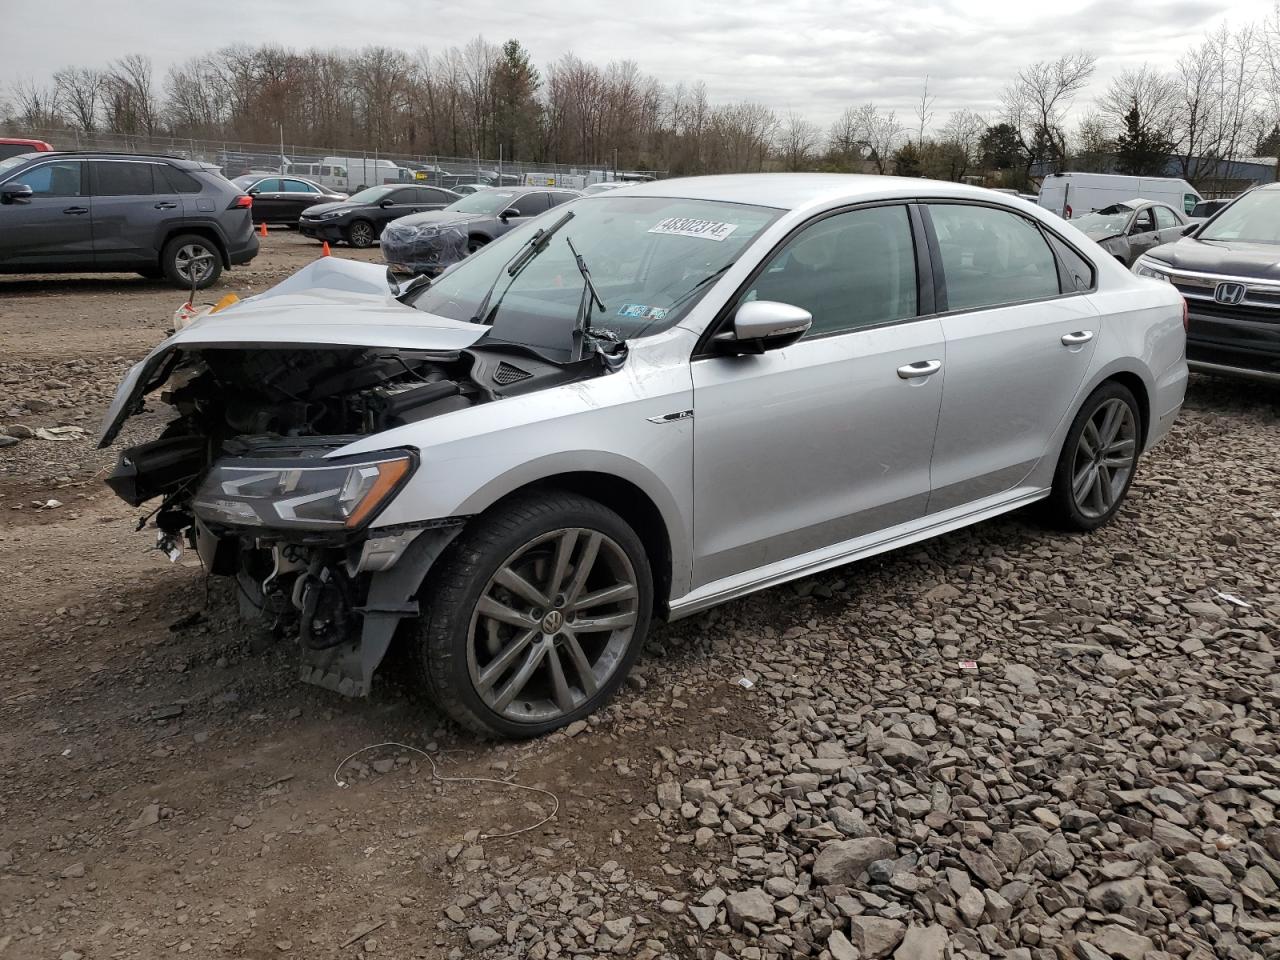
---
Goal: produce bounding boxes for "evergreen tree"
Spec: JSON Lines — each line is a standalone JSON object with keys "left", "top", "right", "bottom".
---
{"left": 492, "top": 39, "right": 541, "bottom": 162}
{"left": 893, "top": 141, "right": 922, "bottom": 177}
{"left": 979, "top": 123, "right": 1023, "bottom": 170}
{"left": 1114, "top": 102, "right": 1173, "bottom": 176}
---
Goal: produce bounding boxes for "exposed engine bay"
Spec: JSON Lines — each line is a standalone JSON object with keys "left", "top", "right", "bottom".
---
{"left": 104, "top": 339, "right": 614, "bottom": 695}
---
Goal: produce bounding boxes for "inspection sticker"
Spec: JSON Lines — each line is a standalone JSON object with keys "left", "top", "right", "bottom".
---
{"left": 618, "top": 303, "right": 669, "bottom": 320}
{"left": 648, "top": 217, "right": 739, "bottom": 242}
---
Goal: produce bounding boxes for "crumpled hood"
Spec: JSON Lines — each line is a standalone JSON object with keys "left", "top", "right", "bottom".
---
{"left": 97, "top": 258, "right": 485, "bottom": 446}
{"left": 1147, "top": 236, "right": 1280, "bottom": 279}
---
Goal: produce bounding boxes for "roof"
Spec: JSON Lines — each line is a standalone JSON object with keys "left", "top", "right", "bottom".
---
{"left": 612, "top": 173, "right": 1025, "bottom": 211}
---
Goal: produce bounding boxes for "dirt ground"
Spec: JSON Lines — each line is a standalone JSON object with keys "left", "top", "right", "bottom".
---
{"left": 1, "top": 234, "right": 1278, "bottom": 960}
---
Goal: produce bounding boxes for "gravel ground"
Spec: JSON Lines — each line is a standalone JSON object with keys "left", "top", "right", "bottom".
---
{"left": 1, "top": 235, "right": 1279, "bottom": 960}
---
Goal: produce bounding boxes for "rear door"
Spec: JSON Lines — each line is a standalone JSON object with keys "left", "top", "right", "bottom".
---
{"left": 90, "top": 160, "right": 176, "bottom": 268}
{"left": 0, "top": 159, "right": 92, "bottom": 266}
{"left": 1151, "top": 204, "right": 1184, "bottom": 245}
{"left": 924, "top": 202, "right": 1100, "bottom": 512}
{"left": 280, "top": 178, "right": 323, "bottom": 219}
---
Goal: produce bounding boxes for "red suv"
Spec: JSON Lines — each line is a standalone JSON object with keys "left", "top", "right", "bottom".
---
{"left": 0, "top": 138, "right": 54, "bottom": 161}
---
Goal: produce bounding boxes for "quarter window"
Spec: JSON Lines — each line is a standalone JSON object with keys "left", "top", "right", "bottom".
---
{"left": 927, "top": 204, "right": 1060, "bottom": 311}
{"left": 740, "top": 204, "right": 918, "bottom": 337}
{"left": 19, "top": 161, "right": 84, "bottom": 197}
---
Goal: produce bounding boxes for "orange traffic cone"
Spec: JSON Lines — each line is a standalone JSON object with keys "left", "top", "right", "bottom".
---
{"left": 321, "top": 241, "right": 331, "bottom": 257}
{"left": 259, "top": 221, "right": 268, "bottom": 238}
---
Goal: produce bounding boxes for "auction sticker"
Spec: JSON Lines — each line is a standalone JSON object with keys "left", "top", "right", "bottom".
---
{"left": 648, "top": 217, "right": 739, "bottom": 242}
{"left": 618, "top": 303, "right": 669, "bottom": 320}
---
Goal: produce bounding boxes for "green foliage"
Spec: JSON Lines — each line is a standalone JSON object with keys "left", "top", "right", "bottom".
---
{"left": 893, "top": 141, "right": 922, "bottom": 177}
{"left": 1114, "top": 102, "right": 1172, "bottom": 176}
{"left": 979, "top": 123, "right": 1023, "bottom": 170}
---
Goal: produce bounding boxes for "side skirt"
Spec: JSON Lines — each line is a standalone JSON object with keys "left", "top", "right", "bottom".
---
{"left": 667, "top": 485, "right": 1050, "bottom": 620}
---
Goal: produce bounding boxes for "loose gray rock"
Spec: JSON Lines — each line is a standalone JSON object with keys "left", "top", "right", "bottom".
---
{"left": 894, "top": 925, "right": 948, "bottom": 960}
{"left": 467, "top": 926, "right": 501, "bottom": 949}
{"left": 812, "top": 837, "right": 897, "bottom": 885}
{"left": 725, "top": 887, "right": 775, "bottom": 928}
{"left": 849, "top": 916, "right": 906, "bottom": 958}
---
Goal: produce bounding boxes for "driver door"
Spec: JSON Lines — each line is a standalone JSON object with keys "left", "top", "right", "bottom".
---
{"left": 1125, "top": 207, "right": 1160, "bottom": 261}
{"left": 691, "top": 204, "right": 945, "bottom": 592}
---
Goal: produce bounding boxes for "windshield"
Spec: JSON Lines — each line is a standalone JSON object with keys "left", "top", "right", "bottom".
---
{"left": 347, "top": 186, "right": 395, "bottom": 204}
{"left": 446, "top": 190, "right": 522, "bottom": 215}
{"left": 410, "top": 195, "right": 782, "bottom": 358}
{"left": 1072, "top": 204, "right": 1133, "bottom": 237}
{"left": 1198, "top": 190, "right": 1280, "bottom": 243}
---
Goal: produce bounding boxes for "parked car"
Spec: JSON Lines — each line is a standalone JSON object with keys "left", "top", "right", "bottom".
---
{"left": 451, "top": 183, "right": 491, "bottom": 196}
{"left": 99, "top": 174, "right": 1186, "bottom": 737}
{"left": 583, "top": 182, "right": 627, "bottom": 195}
{"left": 0, "top": 151, "right": 257, "bottom": 288}
{"left": 231, "top": 175, "right": 347, "bottom": 225}
{"left": 1071, "top": 198, "right": 1189, "bottom": 266}
{"left": 0, "top": 137, "right": 54, "bottom": 160}
{"left": 1039, "top": 172, "right": 1201, "bottom": 220}
{"left": 382, "top": 185, "right": 581, "bottom": 259}
{"left": 297, "top": 183, "right": 459, "bottom": 247}
{"left": 1188, "top": 197, "right": 1231, "bottom": 223}
{"left": 1134, "top": 182, "right": 1280, "bottom": 382}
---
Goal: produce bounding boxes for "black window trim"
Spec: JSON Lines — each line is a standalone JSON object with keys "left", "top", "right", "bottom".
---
{"left": 692, "top": 198, "right": 935, "bottom": 359}
{"left": 917, "top": 198, "right": 1097, "bottom": 318}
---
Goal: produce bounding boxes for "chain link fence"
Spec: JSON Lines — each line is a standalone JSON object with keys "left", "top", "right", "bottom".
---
{"left": 3, "top": 126, "right": 664, "bottom": 192}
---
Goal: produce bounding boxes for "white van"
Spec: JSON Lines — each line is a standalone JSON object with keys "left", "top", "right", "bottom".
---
{"left": 282, "top": 161, "right": 349, "bottom": 193}
{"left": 322, "top": 157, "right": 413, "bottom": 193}
{"left": 1038, "top": 173, "right": 1201, "bottom": 220}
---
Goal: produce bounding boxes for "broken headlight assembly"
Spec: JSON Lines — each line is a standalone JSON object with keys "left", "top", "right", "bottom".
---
{"left": 192, "top": 450, "right": 415, "bottom": 532}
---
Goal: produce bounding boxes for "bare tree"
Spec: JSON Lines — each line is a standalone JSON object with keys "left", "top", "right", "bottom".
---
{"left": 778, "top": 111, "right": 820, "bottom": 170}
{"left": 826, "top": 105, "right": 864, "bottom": 166}
{"left": 1002, "top": 51, "right": 1097, "bottom": 178}
{"left": 937, "top": 109, "right": 986, "bottom": 179}
{"left": 1097, "top": 64, "right": 1178, "bottom": 141}
{"left": 10, "top": 78, "right": 60, "bottom": 129}
{"left": 853, "top": 103, "right": 902, "bottom": 173}
{"left": 103, "top": 54, "right": 158, "bottom": 135}
{"left": 1172, "top": 25, "right": 1259, "bottom": 181}
{"left": 54, "top": 67, "right": 101, "bottom": 131}
{"left": 915, "top": 75, "right": 936, "bottom": 145}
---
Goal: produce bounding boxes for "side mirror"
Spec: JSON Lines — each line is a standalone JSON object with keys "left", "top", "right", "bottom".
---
{"left": 714, "top": 300, "right": 812, "bottom": 355}
{"left": 379, "top": 198, "right": 395, "bottom": 208}
{"left": 247, "top": 188, "right": 260, "bottom": 197}
{"left": 499, "top": 207, "right": 519, "bottom": 222}
{"left": 1, "top": 182, "right": 34, "bottom": 204}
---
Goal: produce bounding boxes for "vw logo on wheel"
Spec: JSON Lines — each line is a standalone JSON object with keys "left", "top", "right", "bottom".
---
{"left": 1214, "top": 281, "right": 1247, "bottom": 305}
{"left": 541, "top": 610, "right": 564, "bottom": 634}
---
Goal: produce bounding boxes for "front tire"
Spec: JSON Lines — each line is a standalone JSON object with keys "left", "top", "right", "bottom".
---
{"left": 347, "top": 219, "right": 376, "bottom": 248}
{"left": 467, "top": 235, "right": 488, "bottom": 254}
{"left": 161, "top": 234, "right": 222, "bottom": 289}
{"left": 1046, "top": 381, "right": 1141, "bottom": 531}
{"left": 416, "top": 492, "right": 653, "bottom": 738}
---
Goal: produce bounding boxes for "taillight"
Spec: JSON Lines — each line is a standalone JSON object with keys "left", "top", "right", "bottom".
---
{"left": 229, "top": 194, "right": 252, "bottom": 209}
{"left": 1182, "top": 298, "right": 1189, "bottom": 332}
{"left": 1065, "top": 204, "right": 1072, "bottom": 219}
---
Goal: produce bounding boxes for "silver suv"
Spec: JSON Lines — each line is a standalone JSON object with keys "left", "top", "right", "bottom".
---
{"left": 99, "top": 175, "right": 1188, "bottom": 737}
{"left": 0, "top": 152, "right": 258, "bottom": 288}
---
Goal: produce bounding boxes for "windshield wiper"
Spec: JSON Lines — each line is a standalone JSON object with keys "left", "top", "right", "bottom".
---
{"left": 470, "top": 209, "right": 575, "bottom": 324}
{"left": 567, "top": 236, "right": 607, "bottom": 361}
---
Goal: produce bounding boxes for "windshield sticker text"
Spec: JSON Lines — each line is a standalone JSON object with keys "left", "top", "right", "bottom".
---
{"left": 618, "top": 304, "right": 669, "bottom": 320}
{"left": 648, "top": 217, "right": 739, "bottom": 242}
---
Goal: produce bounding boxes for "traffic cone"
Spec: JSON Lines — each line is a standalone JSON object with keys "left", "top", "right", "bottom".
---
{"left": 259, "top": 221, "right": 268, "bottom": 238}
{"left": 321, "top": 241, "right": 331, "bottom": 257}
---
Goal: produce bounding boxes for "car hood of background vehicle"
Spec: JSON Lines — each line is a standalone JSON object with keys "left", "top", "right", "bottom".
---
{"left": 392, "top": 210, "right": 486, "bottom": 228}
{"left": 1148, "top": 236, "right": 1280, "bottom": 279}
{"left": 97, "top": 258, "right": 485, "bottom": 447}
{"left": 300, "top": 200, "right": 365, "bottom": 218}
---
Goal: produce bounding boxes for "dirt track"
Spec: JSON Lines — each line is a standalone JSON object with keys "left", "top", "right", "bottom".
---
{"left": 2, "top": 235, "right": 1280, "bottom": 960}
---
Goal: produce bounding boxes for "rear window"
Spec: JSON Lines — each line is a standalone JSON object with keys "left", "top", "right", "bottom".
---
{"left": 93, "top": 161, "right": 156, "bottom": 196}
{"left": 158, "top": 166, "right": 203, "bottom": 193}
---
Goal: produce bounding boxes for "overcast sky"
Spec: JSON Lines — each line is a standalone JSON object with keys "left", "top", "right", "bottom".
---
{"left": 7, "top": 0, "right": 1276, "bottom": 128}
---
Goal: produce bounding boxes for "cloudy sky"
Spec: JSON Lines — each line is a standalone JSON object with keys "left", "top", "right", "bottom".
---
{"left": 7, "top": 0, "right": 1276, "bottom": 128}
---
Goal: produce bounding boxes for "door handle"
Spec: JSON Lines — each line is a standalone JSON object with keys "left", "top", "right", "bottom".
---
{"left": 1061, "top": 331, "right": 1094, "bottom": 345}
{"left": 62, "top": 206, "right": 89, "bottom": 215}
{"left": 897, "top": 359, "right": 942, "bottom": 379}
{"left": 154, "top": 201, "right": 178, "bottom": 209}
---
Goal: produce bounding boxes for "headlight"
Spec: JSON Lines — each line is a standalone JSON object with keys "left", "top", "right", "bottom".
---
{"left": 1133, "top": 257, "right": 1171, "bottom": 282}
{"left": 309, "top": 209, "right": 341, "bottom": 221}
{"left": 193, "top": 451, "right": 414, "bottom": 531}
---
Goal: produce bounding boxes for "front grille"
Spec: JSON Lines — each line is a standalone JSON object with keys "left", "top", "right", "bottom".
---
{"left": 493, "top": 361, "right": 532, "bottom": 385}
{"left": 1184, "top": 297, "right": 1280, "bottom": 324}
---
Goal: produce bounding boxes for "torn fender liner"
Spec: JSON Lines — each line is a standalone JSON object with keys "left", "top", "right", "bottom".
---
{"left": 298, "top": 525, "right": 464, "bottom": 696}
{"left": 381, "top": 216, "right": 470, "bottom": 278}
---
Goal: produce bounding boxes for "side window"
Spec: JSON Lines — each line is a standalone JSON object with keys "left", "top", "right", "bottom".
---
{"left": 156, "top": 166, "right": 202, "bottom": 193}
{"left": 15, "top": 161, "right": 84, "bottom": 197}
{"left": 1153, "top": 205, "right": 1178, "bottom": 230}
{"left": 511, "top": 192, "right": 550, "bottom": 216}
{"left": 426, "top": 188, "right": 453, "bottom": 203}
{"left": 549, "top": 192, "right": 576, "bottom": 207}
{"left": 389, "top": 188, "right": 417, "bottom": 204}
{"left": 253, "top": 178, "right": 282, "bottom": 192}
{"left": 93, "top": 162, "right": 156, "bottom": 196}
{"left": 928, "top": 203, "right": 1060, "bottom": 311}
{"left": 1044, "top": 232, "right": 1095, "bottom": 293}
{"left": 740, "top": 204, "right": 918, "bottom": 337}
{"left": 1131, "top": 209, "right": 1155, "bottom": 233}
{"left": 1184, "top": 194, "right": 1198, "bottom": 215}
{"left": 283, "top": 179, "right": 317, "bottom": 193}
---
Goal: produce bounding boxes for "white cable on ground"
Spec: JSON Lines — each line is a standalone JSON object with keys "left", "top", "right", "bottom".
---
{"left": 331, "top": 741, "right": 560, "bottom": 840}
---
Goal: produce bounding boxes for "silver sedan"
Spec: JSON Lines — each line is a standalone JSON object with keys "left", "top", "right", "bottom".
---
{"left": 100, "top": 174, "right": 1188, "bottom": 737}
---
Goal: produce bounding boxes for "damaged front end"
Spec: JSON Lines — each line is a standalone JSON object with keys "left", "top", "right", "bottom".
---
{"left": 100, "top": 259, "right": 618, "bottom": 696}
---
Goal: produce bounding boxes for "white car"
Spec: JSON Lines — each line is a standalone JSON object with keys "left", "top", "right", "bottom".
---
{"left": 99, "top": 174, "right": 1188, "bottom": 737}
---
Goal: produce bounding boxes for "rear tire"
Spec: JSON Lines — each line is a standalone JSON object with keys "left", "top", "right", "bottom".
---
{"left": 415, "top": 492, "right": 653, "bottom": 738}
{"left": 1045, "top": 381, "right": 1141, "bottom": 531}
{"left": 161, "top": 234, "right": 221, "bottom": 289}
{"left": 347, "top": 219, "right": 376, "bottom": 248}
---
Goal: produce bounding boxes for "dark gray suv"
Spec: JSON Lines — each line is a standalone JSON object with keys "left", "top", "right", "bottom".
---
{"left": 0, "top": 152, "right": 258, "bottom": 289}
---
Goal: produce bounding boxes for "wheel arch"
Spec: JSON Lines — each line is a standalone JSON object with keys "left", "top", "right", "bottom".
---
{"left": 161, "top": 224, "right": 229, "bottom": 268}
{"left": 1101, "top": 369, "right": 1150, "bottom": 449}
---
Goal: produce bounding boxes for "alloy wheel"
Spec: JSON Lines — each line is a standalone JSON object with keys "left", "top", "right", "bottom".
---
{"left": 175, "top": 244, "right": 214, "bottom": 284}
{"left": 1070, "top": 397, "right": 1137, "bottom": 519}
{"left": 349, "top": 222, "right": 374, "bottom": 247}
{"left": 466, "top": 527, "right": 640, "bottom": 724}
